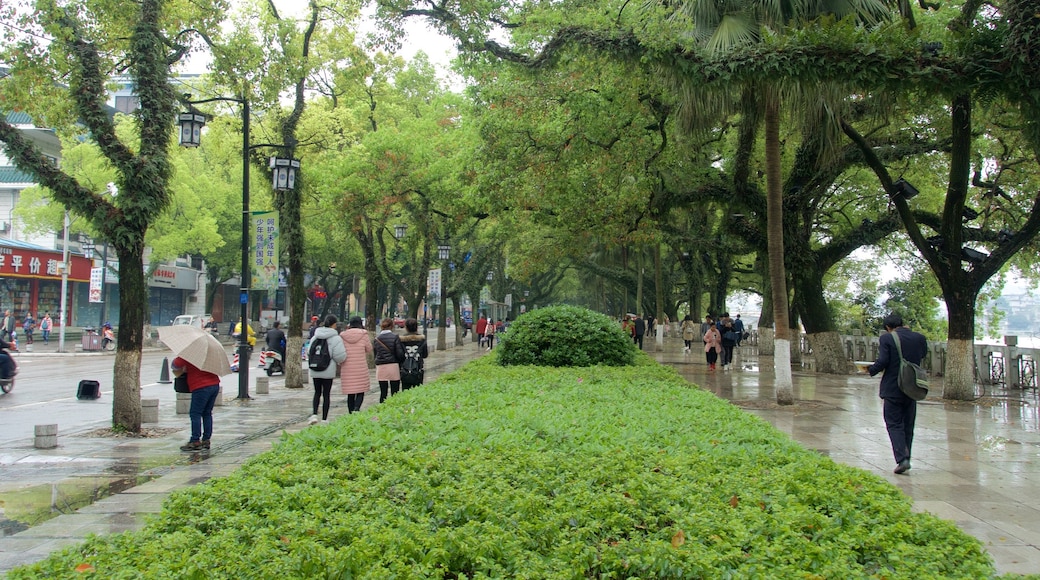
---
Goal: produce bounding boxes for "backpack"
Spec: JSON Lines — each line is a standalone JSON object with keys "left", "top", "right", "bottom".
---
{"left": 307, "top": 337, "right": 332, "bottom": 371}
{"left": 400, "top": 344, "right": 424, "bottom": 386}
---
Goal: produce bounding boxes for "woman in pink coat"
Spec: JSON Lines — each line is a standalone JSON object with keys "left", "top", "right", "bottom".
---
{"left": 339, "top": 316, "right": 373, "bottom": 413}
{"left": 703, "top": 317, "right": 722, "bottom": 371}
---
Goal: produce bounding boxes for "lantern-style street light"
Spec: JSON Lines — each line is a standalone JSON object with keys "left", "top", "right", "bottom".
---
{"left": 178, "top": 96, "right": 300, "bottom": 399}
{"left": 394, "top": 224, "right": 407, "bottom": 240}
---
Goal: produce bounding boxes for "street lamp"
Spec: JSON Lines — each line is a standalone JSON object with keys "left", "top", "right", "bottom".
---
{"left": 436, "top": 241, "right": 451, "bottom": 351}
{"left": 394, "top": 224, "right": 407, "bottom": 240}
{"left": 178, "top": 96, "right": 298, "bottom": 400}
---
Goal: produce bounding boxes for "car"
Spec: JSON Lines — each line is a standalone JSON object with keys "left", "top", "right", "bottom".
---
{"left": 171, "top": 314, "right": 210, "bottom": 329}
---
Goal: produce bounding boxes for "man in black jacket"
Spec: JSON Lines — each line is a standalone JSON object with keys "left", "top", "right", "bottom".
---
{"left": 867, "top": 313, "right": 928, "bottom": 475}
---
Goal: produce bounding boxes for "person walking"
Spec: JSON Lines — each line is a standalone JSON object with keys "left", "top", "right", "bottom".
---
{"left": 171, "top": 357, "right": 221, "bottom": 452}
{"left": 398, "top": 318, "right": 429, "bottom": 390}
{"left": 732, "top": 314, "right": 745, "bottom": 346}
{"left": 1, "top": 310, "right": 13, "bottom": 341}
{"left": 633, "top": 314, "right": 646, "bottom": 350}
{"left": 680, "top": 315, "right": 697, "bottom": 353}
{"left": 703, "top": 318, "right": 722, "bottom": 371}
{"left": 308, "top": 315, "right": 347, "bottom": 424}
{"left": 40, "top": 313, "right": 52, "bottom": 345}
{"left": 484, "top": 318, "right": 497, "bottom": 350}
{"left": 475, "top": 314, "right": 488, "bottom": 347}
{"left": 339, "top": 316, "right": 373, "bottom": 413}
{"left": 720, "top": 316, "right": 738, "bottom": 370}
{"left": 373, "top": 317, "right": 405, "bottom": 402}
{"left": 867, "top": 313, "right": 928, "bottom": 475}
{"left": 22, "top": 312, "right": 35, "bottom": 345}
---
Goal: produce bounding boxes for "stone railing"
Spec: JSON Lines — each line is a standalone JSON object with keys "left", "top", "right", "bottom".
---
{"left": 831, "top": 332, "right": 1037, "bottom": 389}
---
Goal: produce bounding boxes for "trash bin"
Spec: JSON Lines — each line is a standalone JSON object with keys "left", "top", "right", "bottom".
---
{"left": 81, "top": 329, "right": 101, "bottom": 351}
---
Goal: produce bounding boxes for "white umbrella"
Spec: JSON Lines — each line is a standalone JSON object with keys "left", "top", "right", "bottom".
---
{"left": 158, "top": 325, "right": 232, "bottom": 376}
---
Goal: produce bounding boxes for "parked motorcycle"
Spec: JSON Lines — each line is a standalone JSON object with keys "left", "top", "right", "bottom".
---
{"left": 0, "top": 343, "right": 18, "bottom": 394}
{"left": 262, "top": 350, "right": 284, "bottom": 376}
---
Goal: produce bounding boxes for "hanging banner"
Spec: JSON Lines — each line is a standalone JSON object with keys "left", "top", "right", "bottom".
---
{"left": 89, "top": 267, "right": 104, "bottom": 302}
{"left": 427, "top": 268, "right": 441, "bottom": 306}
{"left": 251, "top": 211, "right": 279, "bottom": 291}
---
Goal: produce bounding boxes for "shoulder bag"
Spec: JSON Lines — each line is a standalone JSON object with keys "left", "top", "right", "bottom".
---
{"left": 891, "top": 331, "right": 929, "bottom": 401}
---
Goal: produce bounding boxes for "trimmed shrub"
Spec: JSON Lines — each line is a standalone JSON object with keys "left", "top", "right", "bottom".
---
{"left": 497, "top": 305, "right": 635, "bottom": 367}
{"left": 8, "top": 359, "right": 1002, "bottom": 579}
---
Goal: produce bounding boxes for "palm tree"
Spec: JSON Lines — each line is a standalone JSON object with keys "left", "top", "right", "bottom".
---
{"left": 653, "top": 0, "right": 894, "bottom": 403}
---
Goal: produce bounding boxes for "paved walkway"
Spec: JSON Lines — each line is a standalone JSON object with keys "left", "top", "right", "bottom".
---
{"left": 1, "top": 337, "right": 1038, "bottom": 576}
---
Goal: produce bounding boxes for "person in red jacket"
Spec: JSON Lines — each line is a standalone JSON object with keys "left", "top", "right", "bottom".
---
{"left": 475, "top": 314, "right": 488, "bottom": 347}
{"left": 171, "top": 357, "right": 221, "bottom": 452}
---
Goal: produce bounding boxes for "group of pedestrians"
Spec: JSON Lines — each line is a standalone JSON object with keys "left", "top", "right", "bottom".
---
{"left": 1, "top": 310, "right": 53, "bottom": 346}
{"left": 307, "top": 315, "right": 430, "bottom": 425}
{"left": 475, "top": 314, "right": 501, "bottom": 350}
{"left": 677, "top": 312, "right": 746, "bottom": 371}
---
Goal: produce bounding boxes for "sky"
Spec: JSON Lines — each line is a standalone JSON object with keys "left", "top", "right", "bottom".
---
{"left": 179, "top": 1, "right": 459, "bottom": 82}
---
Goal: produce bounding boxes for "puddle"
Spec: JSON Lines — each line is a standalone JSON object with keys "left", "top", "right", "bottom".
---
{"left": 0, "top": 472, "right": 160, "bottom": 535}
{"left": 980, "top": 435, "right": 1014, "bottom": 452}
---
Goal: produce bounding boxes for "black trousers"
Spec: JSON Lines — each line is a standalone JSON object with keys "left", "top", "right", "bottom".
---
{"left": 883, "top": 396, "right": 917, "bottom": 464}
{"left": 312, "top": 378, "right": 333, "bottom": 420}
{"left": 379, "top": 380, "right": 401, "bottom": 403}
{"left": 347, "top": 393, "right": 365, "bottom": 413}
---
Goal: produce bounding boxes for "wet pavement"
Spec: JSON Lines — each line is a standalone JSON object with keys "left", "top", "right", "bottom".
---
{"left": 2, "top": 337, "right": 1039, "bottom": 576}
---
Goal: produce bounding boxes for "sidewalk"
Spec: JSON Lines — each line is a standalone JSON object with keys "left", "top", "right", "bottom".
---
{"left": 2, "top": 337, "right": 1039, "bottom": 576}
{"left": 0, "top": 337, "right": 487, "bottom": 575}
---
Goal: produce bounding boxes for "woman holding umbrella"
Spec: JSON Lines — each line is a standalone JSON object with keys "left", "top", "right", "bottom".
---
{"left": 159, "top": 326, "right": 232, "bottom": 452}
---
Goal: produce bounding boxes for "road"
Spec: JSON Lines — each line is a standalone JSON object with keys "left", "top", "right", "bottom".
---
{"left": 0, "top": 349, "right": 242, "bottom": 445}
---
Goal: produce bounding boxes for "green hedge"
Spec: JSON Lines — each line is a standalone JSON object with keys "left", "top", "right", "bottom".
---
{"left": 9, "top": 359, "right": 1016, "bottom": 579}
{"left": 497, "top": 305, "right": 635, "bottom": 367}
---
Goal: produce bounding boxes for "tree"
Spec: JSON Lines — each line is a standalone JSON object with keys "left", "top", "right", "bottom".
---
{"left": 0, "top": 0, "right": 223, "bottom": 432}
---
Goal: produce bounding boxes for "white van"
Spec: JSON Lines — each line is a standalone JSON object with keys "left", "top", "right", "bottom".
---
{"left": 171, "top": 314, "right": 208, "bottom": 329}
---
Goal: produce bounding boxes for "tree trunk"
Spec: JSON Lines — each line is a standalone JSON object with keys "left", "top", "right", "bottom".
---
{"left": 765, "top": 92, "right": 793, "bottom": 404}
{"left": 942, "top": 291, "right": 977, "bottom": 399}
{"left": 654, "top": 243, "right": 664, "bottom": 352}
{"left": 112, "top": 245, "right": 145, "bottom": 431}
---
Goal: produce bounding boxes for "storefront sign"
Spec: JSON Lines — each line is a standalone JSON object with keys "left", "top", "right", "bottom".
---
{"left": 148, "top": 265, "right": 198, "bottom": 289}
{"left": 0, "top": 245, "right": 90, "bottom": 281}
{"left": 428, "top": 268, "right": 441, "bottom": 306}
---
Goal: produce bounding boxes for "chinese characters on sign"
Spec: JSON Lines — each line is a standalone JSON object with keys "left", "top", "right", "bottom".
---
{"left": 427, "top": 268, "right": 442, "bottom": 306}
{"left": 251, "top": 211, "right": 279, "bottom": 291}
{"left": 89, "top": 267, "right": 104, "bottom": 302}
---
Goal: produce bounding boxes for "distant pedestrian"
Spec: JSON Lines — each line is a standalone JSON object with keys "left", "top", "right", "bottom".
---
{"left": 633, "top": 314, "right": 645, "bottom": 350}
{"left": 703, "top": 317, "right": 721, "bottom": 371}
{"left": 339, "top": 316, "right": 373, "bottom": 413}
{"left": 476, "top": 314, "right": 488, "bottom": 347}
{"left": 867, "top": 313, "right": 928, "bottom": 475}
{"left": 40, "top": 313, "right": 52, "bottom": 344}
{"left": 1, "top": 310, "right": 13, "bottom": 341}
{"left": 308, "top": 316, "right": 319, "bottom": 339}
{"left": 308, "top": 315, "right": 347, "bottom": 425}
{"left": 373, "top": 318, "right": 405, "bottom": 402}
{"left": 22, "top": 312, "right": 35, "bottom": 345}
{"left": 680, "top": 315, "right": 697, "bottom": 353}
{"left": 485, "top": 318, "right": 497, "bottom": 350}
{"left": 733, "top": 314, "right": 745, "bottom": 345}
{"left": 720, "top": 317, "right": 737, "bottom": 370}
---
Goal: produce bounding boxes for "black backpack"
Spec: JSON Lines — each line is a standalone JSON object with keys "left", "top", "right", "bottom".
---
{"left": 307, "top": 337, "right": 332, "bottom": 371}
{"left": 400, "top": 344, "right": 423, "bottom": 385}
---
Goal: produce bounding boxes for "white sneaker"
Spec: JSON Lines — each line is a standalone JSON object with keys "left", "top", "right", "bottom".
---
{"left": 307, "top": 414, "right": 319, "bottom": 425}
{"left": 321, "top": 419, "right": 329, "bottom": 424}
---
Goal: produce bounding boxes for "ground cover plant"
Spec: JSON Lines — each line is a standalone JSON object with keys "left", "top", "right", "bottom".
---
{"left": 9, "top": 358, "right": 1017, "bottom": 579}
{"left": 497, "top": 305, "right": 636, "bottom": 367}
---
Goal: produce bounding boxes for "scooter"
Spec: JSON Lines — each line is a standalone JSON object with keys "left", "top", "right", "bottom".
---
{"left": 0, "top": 344, "right": 18, "bottom": 394}
{"left": 101, "top": 324, "right": 115, "bottom": 351}
{"left": 262, "top": 350, "right": 284, "bottom": 376}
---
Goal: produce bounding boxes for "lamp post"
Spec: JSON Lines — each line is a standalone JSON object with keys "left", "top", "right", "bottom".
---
{"left": 57, "top": 212, "right": 71, "bottom": 353}
{"left": 179, "top": 99, "right": 299, "bottom": 400}
{"left": 436, "top": 241, "right": 450, "bottom": 351}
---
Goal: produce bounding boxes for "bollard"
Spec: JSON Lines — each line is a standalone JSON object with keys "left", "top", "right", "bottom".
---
{"left": 158, "top": 357, "right": 172, "bottom": 384}
{"left": 34, "top": 424, "right": 58, "bottom": 449}
{"left": 255, "top": 376, "right": 269, "bottom": 394}
{"left": 301, "top": 369, "right": 309, "bottom": 384}
{"left": 175, "top": 392, "right": 192, "bottom": 414}
{"left": 141, "top": 399, "right": 160, "bottom": 423}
